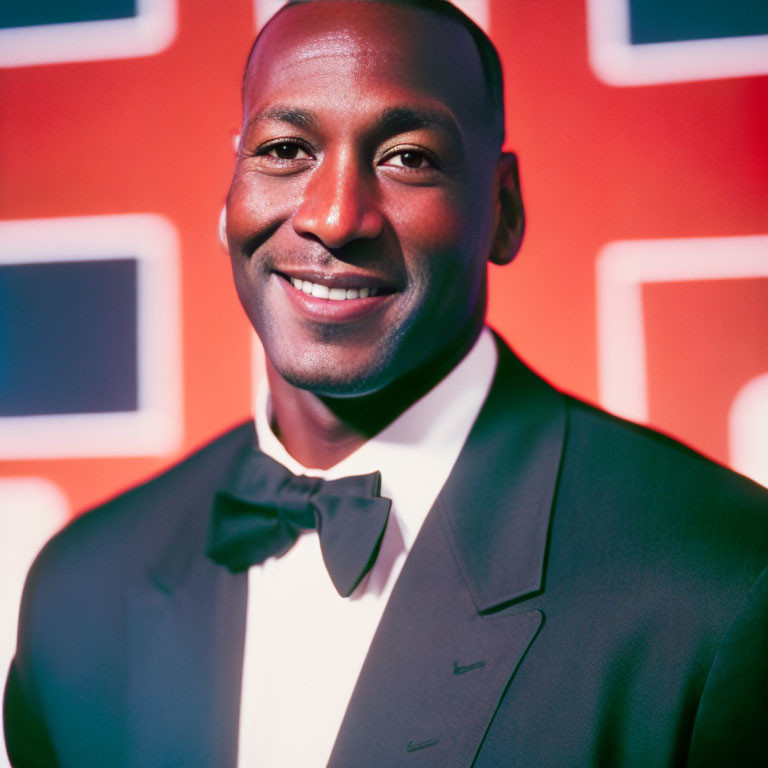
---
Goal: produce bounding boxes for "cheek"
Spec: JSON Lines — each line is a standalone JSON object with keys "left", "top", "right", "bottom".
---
{"left": 384, "top": 189, "right": 490, "bottom": 294}
{"left": 385, "top": 189, "right": 466, "bottom": 253}
{"left": 226, "top": 170, "right": 300, "bottom": 245}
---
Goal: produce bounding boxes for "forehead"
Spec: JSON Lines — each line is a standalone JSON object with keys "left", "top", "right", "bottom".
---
{"left": 244, "top": 1, "right": 491, "bottom": 136}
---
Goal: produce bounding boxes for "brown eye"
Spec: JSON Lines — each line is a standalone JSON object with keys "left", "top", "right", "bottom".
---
{"left": 400, "top": 151, "right": 425, "bottom": 168}
{"left": 265, "top": 142, "right": 310, "bottom": 160}
{"left": 383, "top": 150, "right": 431, "bottom": 169}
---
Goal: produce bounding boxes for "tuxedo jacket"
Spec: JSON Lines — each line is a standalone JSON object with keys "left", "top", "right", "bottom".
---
{"left": 5, "top": 338, "right": 768, "bottom": 767}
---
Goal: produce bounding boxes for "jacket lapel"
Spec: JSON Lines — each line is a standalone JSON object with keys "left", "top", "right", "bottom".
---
{"left": 124, "top": 426, "right": 252, "bottom": 768}
{"left": 329, "top": 339, "right": 567, "bottom": 767}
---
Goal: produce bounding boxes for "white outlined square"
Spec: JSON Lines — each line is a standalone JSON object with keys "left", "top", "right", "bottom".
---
{"left": 0, "top": 214, "right": 182, "bottom": 459}
{"left": 596, "top": 235, "right": 768, "bottom": 486}
{"left": 0, "top": 477, "right": 70, "bottom": 768}
{"left": 252, "top": 0, "right": 489, "bottom": 31}
{"left": 0, "top": 0, "right": 176, "bottom": 68}
{"left": 587, "top": 0, "right": 768, "bottom": 85}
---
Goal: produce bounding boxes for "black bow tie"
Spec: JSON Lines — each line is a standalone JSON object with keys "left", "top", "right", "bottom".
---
{"left": 206, "top": 448, "right": 392, "bottom": 597}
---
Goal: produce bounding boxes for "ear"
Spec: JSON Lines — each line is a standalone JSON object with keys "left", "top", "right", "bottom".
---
{"left": 218, "top": 206, "right": 228, "bottom": 249}
{"left": 489, "top": 152, "right": 525, "bottom": 266}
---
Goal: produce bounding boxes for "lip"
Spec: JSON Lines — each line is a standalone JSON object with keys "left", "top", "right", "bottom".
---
{"left": 275, "top": 272, "right": 395, "bottom": 322}
{"left": 275, "top": 268, "right": 397, "bottom": 291}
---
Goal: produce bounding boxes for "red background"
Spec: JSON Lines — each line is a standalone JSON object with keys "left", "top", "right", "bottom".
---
{"left": 1, "top": 0, "right": 767, "bottom": 515}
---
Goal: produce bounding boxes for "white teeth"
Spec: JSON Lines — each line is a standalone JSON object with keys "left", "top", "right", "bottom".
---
{"left": 289, "top": 277, "right": 380, "bottom": 301}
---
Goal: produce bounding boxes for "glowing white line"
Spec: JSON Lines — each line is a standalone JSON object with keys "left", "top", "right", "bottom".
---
{"left": 0, "top": 0, "right": 177, "bottom": 68}
{"left": 729, "top": 373, "right": 768, "bottom": 488}
{"left": 587, "top": 0, "right": 768, "bottom": 86}
{"left": 596, "top": 235, "right": 768, "bottom": 425}
{"left": 0, "top": 214, "right": 182, "bottom": 459}
{"left": 253, "top": 0, "right": 489, "bottom": 31}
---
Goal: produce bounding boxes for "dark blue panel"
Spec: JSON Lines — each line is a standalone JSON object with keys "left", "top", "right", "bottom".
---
{"left": 0, "top": 259, "right": 138, "bottom": 416}
{"left": 0, "top": 0, "right": 137, "bottom": 29}
{"left": 629, "top": 0, "right": 768, "bottom": 44}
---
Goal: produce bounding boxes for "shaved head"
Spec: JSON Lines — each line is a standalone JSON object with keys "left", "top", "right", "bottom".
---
{"left": 245, "top": 0, "right": 506, "bottom": 145}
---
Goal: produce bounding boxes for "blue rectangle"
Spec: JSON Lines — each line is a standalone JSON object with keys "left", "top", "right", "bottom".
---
{"left": 629, "top": 0, "right": 768, "bottom": 45}
{"left": 0, "top": 0, "right": 137, "bottom": 29}
{"left": 0, "top": 259, "right": 138, "bottom": 416}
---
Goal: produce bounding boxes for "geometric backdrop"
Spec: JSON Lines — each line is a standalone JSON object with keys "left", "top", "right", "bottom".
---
{"left": 1, "top": 0, "right": 766, "bottom": 761}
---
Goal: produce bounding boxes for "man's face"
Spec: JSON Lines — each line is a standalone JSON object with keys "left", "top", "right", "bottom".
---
{"left": 227, "top": 0, "right": 507, "bottom": 396}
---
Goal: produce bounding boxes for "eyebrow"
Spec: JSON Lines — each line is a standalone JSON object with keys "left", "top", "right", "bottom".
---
{"left": 373, "top": 106, "right": 464, "bottom": 148}
{"left": 243, "top": 104, "right": 464, "bottom": 148}
{"left": 244, "top": 106, "right": 316, "bottom": 134}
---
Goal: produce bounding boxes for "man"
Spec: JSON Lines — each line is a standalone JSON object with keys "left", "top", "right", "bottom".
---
{"left": 5, "top": 0, "right": 768, "bottom": 766}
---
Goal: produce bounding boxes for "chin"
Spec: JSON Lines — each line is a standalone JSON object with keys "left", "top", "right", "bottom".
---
{"left": 272, "top": 345, "right": 403, "bottom": 398}
{"left": 276, "top": 364, "right": 392, "bottom": 398}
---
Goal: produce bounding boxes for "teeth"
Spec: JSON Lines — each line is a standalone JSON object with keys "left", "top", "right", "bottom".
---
{"left": 290, "top": 277, "right": 379, "bottom": 301}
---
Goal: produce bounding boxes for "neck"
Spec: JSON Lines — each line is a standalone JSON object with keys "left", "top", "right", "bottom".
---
{"left": 266, "top": 327, "right": 482, "bottom": 469}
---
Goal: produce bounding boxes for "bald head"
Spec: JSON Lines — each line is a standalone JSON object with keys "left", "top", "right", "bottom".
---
{"left": 226, "top": 0, "right": 524, "bottom": 397}
{"left": 244, "top": 0, "right": 505, "bottom": 145}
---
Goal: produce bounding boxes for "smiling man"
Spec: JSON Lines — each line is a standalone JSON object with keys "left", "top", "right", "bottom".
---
{"left": 5, "top": 1, "right": 768, "bottom": 767}
{"left": 227, "top": 0, "right": 521, "bottom": 464}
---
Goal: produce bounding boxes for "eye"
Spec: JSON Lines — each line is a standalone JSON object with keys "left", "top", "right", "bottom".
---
{"left": 259, "top": 141, "right": 311, "bottom": 161}
{"left": 381, "top": 149, "right": 433, "bottom": 170}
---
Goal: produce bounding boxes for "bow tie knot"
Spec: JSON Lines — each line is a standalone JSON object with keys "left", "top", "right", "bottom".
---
{"left": 206, "top": 449, "right": 392, "bottom": 597}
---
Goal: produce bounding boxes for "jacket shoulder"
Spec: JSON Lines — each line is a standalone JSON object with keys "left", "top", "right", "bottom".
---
{"left": 23, "top": 420, "right": 254, "bottom": 602}
{"left": 557, "top": 395, "right": 768, "bottom": 580}
{"left": 565, "top": 395, "right": 767, "bottom": 506}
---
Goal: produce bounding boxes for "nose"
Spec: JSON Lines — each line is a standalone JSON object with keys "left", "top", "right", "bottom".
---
{"left": 293, "top": 149, "right": 383, "bottom": 249}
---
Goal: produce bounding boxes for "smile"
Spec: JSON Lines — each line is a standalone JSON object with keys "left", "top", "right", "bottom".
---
{"left": 289, "top": 278, "right": 380, "bottom": 301}
{"left": 276, "top": 271, "right": 395, "bottom": 323}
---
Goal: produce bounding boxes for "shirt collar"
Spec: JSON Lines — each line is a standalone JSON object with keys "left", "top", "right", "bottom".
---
{"left": 254, "top": 327, "right": 498, "bottom": 550}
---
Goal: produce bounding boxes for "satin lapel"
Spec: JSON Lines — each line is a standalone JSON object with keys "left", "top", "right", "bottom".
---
{"left": 441, "top": 336, "right": 567, "bottom": 612}
{"left": 328, "top": 500, "right": 543, "bottom": 768}
{"left": 124, "top": 429, "right": 253, "bottom": 767}
{"left": 329, "top": 339, "right": 567, "bottom": 768}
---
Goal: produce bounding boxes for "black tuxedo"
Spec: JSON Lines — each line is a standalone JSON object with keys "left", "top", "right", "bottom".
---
{"left": 5, "top": 338, "right": 768, "bottom": 766}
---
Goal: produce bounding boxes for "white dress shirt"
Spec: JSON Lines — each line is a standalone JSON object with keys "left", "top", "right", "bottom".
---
{"left": 237, "top": 328, "right": 498, "bottom": 767}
